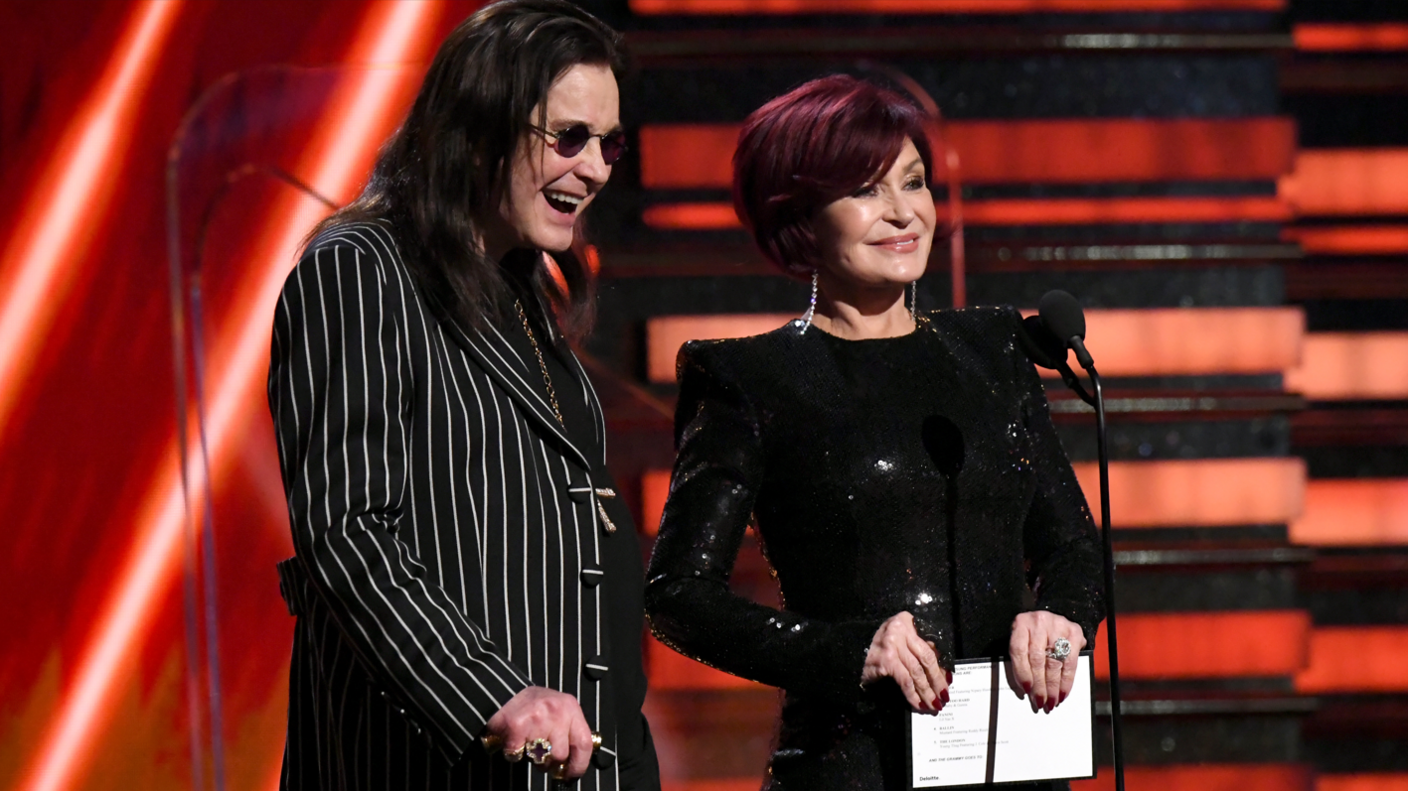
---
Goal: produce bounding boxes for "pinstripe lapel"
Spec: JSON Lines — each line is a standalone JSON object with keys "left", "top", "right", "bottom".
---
{"left": 439, "top": 316, "right": 592, "bottom": 470}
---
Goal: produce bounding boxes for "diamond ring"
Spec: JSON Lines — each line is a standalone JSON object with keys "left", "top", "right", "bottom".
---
{"left": 1045, "top": 637, "right": 1072, "bottom": 661}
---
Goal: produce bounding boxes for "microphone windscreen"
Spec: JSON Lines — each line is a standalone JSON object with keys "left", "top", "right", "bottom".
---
{"left": 1038, "top": 290, "right": 1086, "bottom": 343}
{"left": 1018, "top": 315, "right": 1068, "bottom": 370}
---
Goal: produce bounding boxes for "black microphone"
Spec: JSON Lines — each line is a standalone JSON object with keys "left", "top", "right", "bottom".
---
{"left": 1038, "top": 290, "right": 1094, "bottom": 370}
{"left": 1018, "top": 313, "right": 1094, "bottom": 406}
{"left": 1033, "top": 291, "right": 1125, "bottom": 791}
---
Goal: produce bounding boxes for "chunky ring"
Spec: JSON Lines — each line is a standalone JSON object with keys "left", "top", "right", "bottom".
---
{"left": 551, "top": 762, "right": 570, "bottom": 781}
{"left": 526, "top": 737, "right": 554, "bottom": 766}
{"left": 1046, "top": 637, "right": 1072, "bottom": 661}
{"left": 591, "top": 731, "right": 603, "bottom": 751}
{"left": 480, "top": 733, "right": 503, "bottom": 753}
{"left": 504, "top": 742, "right": 527, "bottom": 763}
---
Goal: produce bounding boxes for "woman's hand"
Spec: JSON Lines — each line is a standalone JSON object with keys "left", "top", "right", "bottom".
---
{"left": 861, "top": 611, "right": 951, "bottom": 713}
{"left": 1009, "top": 611, "right": 1086, "bottom": 713}
{"left": 483, "top": 686, "right": 595, "bottom": 779}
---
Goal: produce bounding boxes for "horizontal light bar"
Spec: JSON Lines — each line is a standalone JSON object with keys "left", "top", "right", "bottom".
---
{"left": 631, "top": 0, "right": 1285, "bottom": 15}
{"left": 1283, "top": 225, "right": 1408, "bottom": 256}
{"left": 1071, "top": 765, "right": 1309, "bottom": 791}
{"left": 643, "top": 196, "right": 1291, "bottom": 231}
{"left": 646, "top": 635, "right": 763, "bottom": 690}
{"left": 1072, "top": 458, "right": 1306, "bottom": 528}
{"left": 1296, "top": 627, "right": 1408, "bottom": 692}
{"left": 1291, "top": 479, "right": 1408, "bottom": 546}
{"left": 1316, "top": 775, "right": 1408, "bottom": 791}
{"left": 645, "top": 308, "right": 1304, "bottom": 384}
{"left": 646, "top": 458, "right": 1304, "bottom": 539}
{"left": 640, "top": 119, "right": 1296, "bottom": 189}
{"left": 1092, "top": 611, "right": 1309, "bottom": 679}
{"left": 645, "top": 314, "right": 796, "bottom": 384}
{"left": 1285, "top": 332, "right": 1408, "bottom": 401}
{"left": 1038, "top": 307, "right": 1304, "bottom": 379}
{"left": 1295, "top": 23, "right": 1408, "bottom": 52}
{"left": 1280, "top": 149, "right": 1408, "bottom": 217}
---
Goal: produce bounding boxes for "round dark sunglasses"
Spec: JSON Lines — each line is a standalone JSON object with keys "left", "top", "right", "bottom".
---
{"left": 530, "top": 123, "right": 628, "bottom": 164}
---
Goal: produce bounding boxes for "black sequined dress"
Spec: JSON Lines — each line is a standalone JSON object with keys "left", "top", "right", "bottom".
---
{"left": 645, "top": 307, "right": 1104, "bottom": 790}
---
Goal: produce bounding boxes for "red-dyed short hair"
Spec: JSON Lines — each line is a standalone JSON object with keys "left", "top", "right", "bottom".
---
{"left": 732, "top": 75, "right": 934, "bottom": 277}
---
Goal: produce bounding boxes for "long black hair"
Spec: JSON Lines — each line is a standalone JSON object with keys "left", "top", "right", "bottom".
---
{"left": 309, "top": 0, "right": 625, "bottom": 338}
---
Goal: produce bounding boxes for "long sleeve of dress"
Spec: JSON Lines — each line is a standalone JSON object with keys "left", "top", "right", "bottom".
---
{"left": 1004, "top": 310, "right": 1106, "bottom": 644}
{"left": 268, "top": 243, "right": 529, "bottom": 761}
{"left": 644, "top": 341, "right": 879, "bottom": 701}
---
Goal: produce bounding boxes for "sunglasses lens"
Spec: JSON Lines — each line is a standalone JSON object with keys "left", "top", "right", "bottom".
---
{"left": 554, "top": 125, "right": 591, "bottom": 158}
{"left": 600, "top": 132, "right": 627, "bottom": 164}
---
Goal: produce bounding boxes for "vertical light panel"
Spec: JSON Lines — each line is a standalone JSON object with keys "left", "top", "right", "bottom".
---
{"left": 0, "top": 0, "right": 183, "bottom": 440}
{"left": 14, "top": 4, "right": 445, "bottom": 791}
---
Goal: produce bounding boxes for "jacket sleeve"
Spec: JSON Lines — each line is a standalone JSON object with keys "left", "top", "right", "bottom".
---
{"left": 1003, "top": 309, "right": 1106, "bottom": 645}
{"left": 644, "top": 341, "right": 879, "bottom": 701}
{"left": 268, "top": 242, "right": 528, "bottom": 761}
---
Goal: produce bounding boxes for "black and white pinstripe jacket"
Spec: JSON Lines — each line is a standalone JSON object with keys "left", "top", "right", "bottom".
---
{"left": 268, "top": 221, "right": 648, "bottom": 790}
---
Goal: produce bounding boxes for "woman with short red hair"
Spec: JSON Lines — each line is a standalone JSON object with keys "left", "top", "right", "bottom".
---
{"left": 645, "top": 75, "right": 1103, "bottom": 790}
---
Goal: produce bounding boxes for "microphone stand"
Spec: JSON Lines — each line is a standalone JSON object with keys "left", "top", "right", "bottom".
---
{"left": 1069, "top": 343, "right": 1125, "bottom": 791}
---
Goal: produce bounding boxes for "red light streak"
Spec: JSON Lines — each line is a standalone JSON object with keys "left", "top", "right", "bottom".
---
{"left": 0, "top": 0, "right": 182, "bottom": 441}
{"left": 15, "top": 4, "right": 444, "bottom": 791}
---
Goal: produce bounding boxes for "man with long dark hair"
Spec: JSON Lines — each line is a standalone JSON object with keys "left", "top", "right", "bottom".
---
{"left": 268, "top": 2, "right": 659, "bottom": 788}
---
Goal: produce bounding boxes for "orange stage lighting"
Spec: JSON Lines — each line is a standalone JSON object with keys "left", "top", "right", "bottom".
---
{"left": 638, "top": 119, "right": 1296, "bottom": 190}
{"left": 643, "top": 202, "right": 741, "bottom": 230}
{"left": 1071, "top": 764, "right": 1310, "bottom": 791}
{"left": 1296, "top": 627, "right": 1408, "bottom": 693}
{"left": 642, "top": 197, "right": 1291, "bottom": 230}
{"left": 1295, "top": 23, "right": 1408, "bottom": 52}
{"left": 1280, "top": 149, "right": 1408, "bottom": 217}
{"left": 1317, "top": 775, "right": 1408, "bottom": 791}
{"left": 645, "top": 314, "right": 795, "bottom": 383}
{"left": 1285, "top": 332, "right": 1408, "bottom": 401}
{"left": 1291, "top": 479, "right": 1408, "bottom": 546}
{"left": 1092, "top": 611, "right": 1310, "bottom": 679}
{"left": 630, "top": 0, "right": 1285, "bottom": 15}
{"left": 661, "top": 782, "right": 762, "bottom": 791}
{"left": 1284, "top": 225, "right": 1408, "bottom": 256}
{"left": 0, "top": 0, "right": 182, "bottom": 441}
{"left": 15, "top": 5, "right": 445, "bottom": 791}
{"left": 1072, "top": 458, "right": 1306, "bottom": 528}
{"left": 644, "top": 308, "right": 1304, "bottom": 384}
{"left": 1048, "top": 307, "right": 1304, "bottom": 378}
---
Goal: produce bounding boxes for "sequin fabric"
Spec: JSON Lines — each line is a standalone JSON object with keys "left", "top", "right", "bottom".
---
{"left": 645, "top": 307, "right": 1104, "bottom": 791}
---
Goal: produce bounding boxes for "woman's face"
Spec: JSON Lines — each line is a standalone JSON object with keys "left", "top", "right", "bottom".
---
{"left": 490, "top": 62, "right": 620, "bottom": 256}
{"left": 813, "top": 138, "right": 935, "bottom": 293}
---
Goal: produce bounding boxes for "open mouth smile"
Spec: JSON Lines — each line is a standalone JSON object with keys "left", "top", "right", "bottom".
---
{"left": 544, "top": 189, "right": 585, "bottom": 215}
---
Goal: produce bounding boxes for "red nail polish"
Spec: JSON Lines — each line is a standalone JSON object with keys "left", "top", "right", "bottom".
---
{"left": 941, "top": 689, "right": 950, "bottom": 704}
{"left": 932, "top": 698, "right": 941, "bottom": 709}
{"left": 946, "top": 670, "right": 953, "bottom": 684}
{"left": 1022, "top": 682, "right": 1032, "bottom": 693}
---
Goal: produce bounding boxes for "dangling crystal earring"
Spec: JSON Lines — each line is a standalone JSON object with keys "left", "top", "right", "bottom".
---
{"left": 799, "top": 269, "right": 819, "bottom": 334}
{"left": 908, "top": 280, "right": 918, "bottom": 322}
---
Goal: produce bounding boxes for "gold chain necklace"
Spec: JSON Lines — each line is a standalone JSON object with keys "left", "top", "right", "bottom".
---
{"left": 514, "top": 299, "right": 565, "bottom": 427}
{"left": 512, "top": 299, "right": 621, "bottom": 535}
